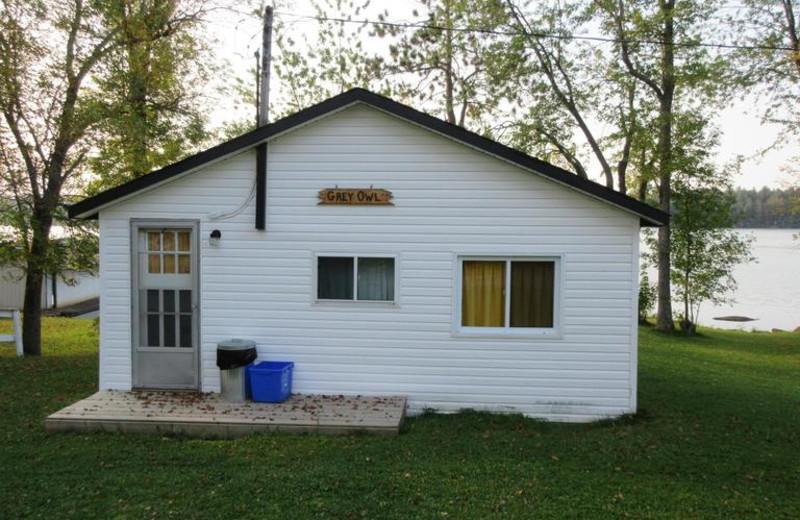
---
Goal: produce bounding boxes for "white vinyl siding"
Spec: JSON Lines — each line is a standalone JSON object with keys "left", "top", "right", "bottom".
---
{"left": 97, "top": 103, "right": 641, "bottom": 422}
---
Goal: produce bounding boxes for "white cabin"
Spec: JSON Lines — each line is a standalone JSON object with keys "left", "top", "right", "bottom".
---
{"left": 70, "top": 89, "right": 667, "bottom": 422}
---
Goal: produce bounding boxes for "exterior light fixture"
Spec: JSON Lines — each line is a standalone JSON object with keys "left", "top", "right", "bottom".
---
{"left": 209, "top": 229, "right": 222, "bottom": 247}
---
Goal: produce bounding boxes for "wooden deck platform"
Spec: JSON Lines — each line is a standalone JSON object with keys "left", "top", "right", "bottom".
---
{"left": 45, "top": 391, "right": 406, "bottom": 437}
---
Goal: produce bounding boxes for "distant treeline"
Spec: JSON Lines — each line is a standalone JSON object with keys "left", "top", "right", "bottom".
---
{"left": 732, "top": 188, "right": 800, "bottom": 228}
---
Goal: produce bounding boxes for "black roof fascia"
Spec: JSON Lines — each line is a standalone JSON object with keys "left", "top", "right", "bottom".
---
{"left": 67, "top": 89, "right": 367, "bottom": 219}
{"left": 68, "top": 88, "right": 668, "bottom": 226}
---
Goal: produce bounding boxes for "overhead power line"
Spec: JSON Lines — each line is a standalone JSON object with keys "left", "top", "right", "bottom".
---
{"left": 273, "top": 11, "right": 797, "bottom": 53}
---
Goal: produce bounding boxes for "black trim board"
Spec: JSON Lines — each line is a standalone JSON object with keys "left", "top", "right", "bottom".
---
{"left": 68, "top": 88, "right": 669, "bottom": 226}
{"left": 255, "top": 143, "right": 267, "bottom": 230}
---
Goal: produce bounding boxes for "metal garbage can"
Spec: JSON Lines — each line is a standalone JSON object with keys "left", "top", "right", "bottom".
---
{"left": 216, "top": 339, "right": 257, "bottom": 402}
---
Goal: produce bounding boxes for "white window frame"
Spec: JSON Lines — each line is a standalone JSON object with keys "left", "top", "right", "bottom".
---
{"left": 453, "top": 255, "right": 562, "bottom": 339}
{"left": 313, "top": 252, "right": 400, "bottom": 306}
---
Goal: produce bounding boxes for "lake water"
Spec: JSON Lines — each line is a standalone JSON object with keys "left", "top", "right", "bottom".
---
{"left": 642, "top": 229, "right": 799, "bottom": 332}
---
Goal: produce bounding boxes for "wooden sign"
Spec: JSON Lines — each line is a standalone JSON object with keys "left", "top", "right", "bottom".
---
{"left": 318, "top": 188, "right": 393, "bottom": 206}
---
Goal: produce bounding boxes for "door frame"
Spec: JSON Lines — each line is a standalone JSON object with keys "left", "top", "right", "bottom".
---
{"left": 130, "top": 219, "right": 201, "bottom": 390}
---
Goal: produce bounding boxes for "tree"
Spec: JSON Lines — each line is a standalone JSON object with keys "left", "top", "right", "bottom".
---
{"left": 642, "top": 112, "right": 753, "bottom": 334}
{"left": 0, "top": 0, "right": 211, "bottom": 355}
{"left": 638, "top": 268, "right": 656, "bottom": 323}
{"left": 273, "top": 0, "right": 380, "bottom": 117}
{"left": 88, "top": 0, "right": 213, "bottom": 187}
{"left": 373, "top": 0, "right": 509, "bottom": 128}
{"left": 593, "top": 0, "right": 732, "bottom": 332}
{"left": 734, "top": 0, "right": 800, "bottom": 132}
{"left": 272, "top": 0, "right": 511, "bottom": 130}
{"left": 502, "top": 1, "right": 644, "bottom": 191}
{"left": 732, "top": 187, "right": 800, "bottom": 227}
{"left": 663, "top": 175, "right": 753, "bottom": 334}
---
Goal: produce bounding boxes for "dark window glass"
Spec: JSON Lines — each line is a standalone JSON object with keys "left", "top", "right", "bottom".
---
{"left": 164, "top": 315, "right": 176, "bottom": 347}
{"left": 179, "top": 290, "right": 192, "bottom": 313}
{"left": 147, "top": 314, "right": 160, "bottom": 346}
{"left": 510, "top": 261, "right": 555, "bottom": 328}
{"left": 163, "top": 290, "right": 175, "bottom": 313}
{"left": 317, "top": 257, "right": 354, "bottom": 300}
{"left": 147, "top": 290, "right": 159, "bottom": 312}
{"left": 179, "top": 315, "right": 192, "bottom": 348}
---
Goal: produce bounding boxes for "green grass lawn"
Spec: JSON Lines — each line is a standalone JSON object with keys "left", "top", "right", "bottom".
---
{"left": 0, "top": 318, "right": 798, "bottom": 519}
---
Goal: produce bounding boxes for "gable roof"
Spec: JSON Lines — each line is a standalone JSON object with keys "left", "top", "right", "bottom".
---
{"left": 68, "top": 88, "right": 668, "bottom": 226}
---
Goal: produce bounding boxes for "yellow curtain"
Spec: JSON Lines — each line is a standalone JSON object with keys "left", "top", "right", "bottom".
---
{"left": 510, "top": 262, "right": 554, "bottom": 328}
{"left": 462, "top": 261, "right": 505, "bottom": 327}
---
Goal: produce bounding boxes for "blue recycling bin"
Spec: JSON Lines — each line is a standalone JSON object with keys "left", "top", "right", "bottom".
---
{"left": 247, "top": 361, "right": 294, "bottom": 403}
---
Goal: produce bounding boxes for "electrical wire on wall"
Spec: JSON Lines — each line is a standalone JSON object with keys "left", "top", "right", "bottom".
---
{"left": 207, "top": 173, "right": 258, "bottom": 221}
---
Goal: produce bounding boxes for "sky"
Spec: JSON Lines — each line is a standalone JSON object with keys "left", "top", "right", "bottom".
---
{"left": 207, "top": 1, "right": 797, "bottom": 190}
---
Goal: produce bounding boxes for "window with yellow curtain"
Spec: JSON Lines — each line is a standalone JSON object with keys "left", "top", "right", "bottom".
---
{"left": 461, "top": 259, "right": 555, "bottom": 329}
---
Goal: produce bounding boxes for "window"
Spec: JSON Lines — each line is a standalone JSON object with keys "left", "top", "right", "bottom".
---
{"left": 317, "top": 256, "right": 395, "bottom": 302}
{"left": 141, "top": 289, "right": 193, "bottom": 348}
{"left": 147, "top": 230, "right": 191, "bottom": 274}
{"left": 459, "top": 258, "right": 557, "bottom": 332}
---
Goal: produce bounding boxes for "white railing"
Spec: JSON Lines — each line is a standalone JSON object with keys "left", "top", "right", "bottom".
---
{"left": 0, "top": 309, "right": 23, "bottom": 356}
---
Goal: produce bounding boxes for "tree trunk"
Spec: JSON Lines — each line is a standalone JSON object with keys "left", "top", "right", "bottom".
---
{"left": 22, "top": 270, "right": 43, "bottom": 356}
{"left": 655, "top": 0, "right": 676, "bottom": 332}
{"left": 656, "top": 223, "right": 674, "bottom": 331}
{"left": 781, "top": 0, "right": 800, "bottom": 76}
{"left": 637, "top": 178, "right": 648, "bottom": 201}
{"left": 21, "top": 211, "right": 52, "bottom": 356}
{"left": 443, "top": 4, "right": 457, "bottom": 125}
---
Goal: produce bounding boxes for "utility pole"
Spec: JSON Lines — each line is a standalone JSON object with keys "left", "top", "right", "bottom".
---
{"left": 258, "top": 5, "right": 273, "bottom": 126}
{"left": 255, "top": 5, "right": 273, "bottom": 230}
{"left": 254, "top": 50, "right": 260, "bottom": 125}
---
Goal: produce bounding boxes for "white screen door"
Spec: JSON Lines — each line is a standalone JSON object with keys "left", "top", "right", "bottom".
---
{"left": 133, "top": 223, "right": 199, "bottom": 389}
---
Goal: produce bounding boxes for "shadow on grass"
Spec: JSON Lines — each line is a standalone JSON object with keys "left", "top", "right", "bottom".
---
{"left": 405, "top": 408, "right": 659, "bottom": 436}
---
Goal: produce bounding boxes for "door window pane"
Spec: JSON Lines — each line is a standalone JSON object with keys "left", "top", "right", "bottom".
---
{"left": 317, "top": 257, "right": 354, "bottom": 300}
{"left": 163, "top": 231, "right": 175, "bottom": 251}
{"left": 178, "top": 231, "right": 191, "bottom": 252}
{"left": 147, "top": 290, "right": 160, "bottom": 312}
{"left": 510, "top": 262, "right": 554, "bottom": 328}
{"left": 461, "top": 261, "right": 506, "bottom": 327}
{"left": 148, "top": 232, "right": 160, "bottom": 251}
{"left": 147, "top": 314, "right": 160, "bottom": 346}
{"left": 163, "top": 255, "right": 176, "bottom": 274}
{"left": 179, "top": 315, "right": 192, "bottom": 348}
{"left": 178, "top": 254, "right": 191, "bottom": 274}
{"left": 148, "top": 255, "right": 161, "bottom": 274}
{"left": 164, "top": 315, "right": 176, "bottom": 347}
{"left": 163, "top": 290, "right": 175, "bottom": 313}
{"left": 357, "top": 258, "right": 395, "bottom": 301}
{"left": 179, "top": 290, "right": 192, "bottom": 313}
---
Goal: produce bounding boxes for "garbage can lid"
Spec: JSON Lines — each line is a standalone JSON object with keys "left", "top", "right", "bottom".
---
{"left": 217, "top": 339, "right": 257, "bottom": 370}
{"left": 217, "top": 338, "right": 256, "bottom": 350}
